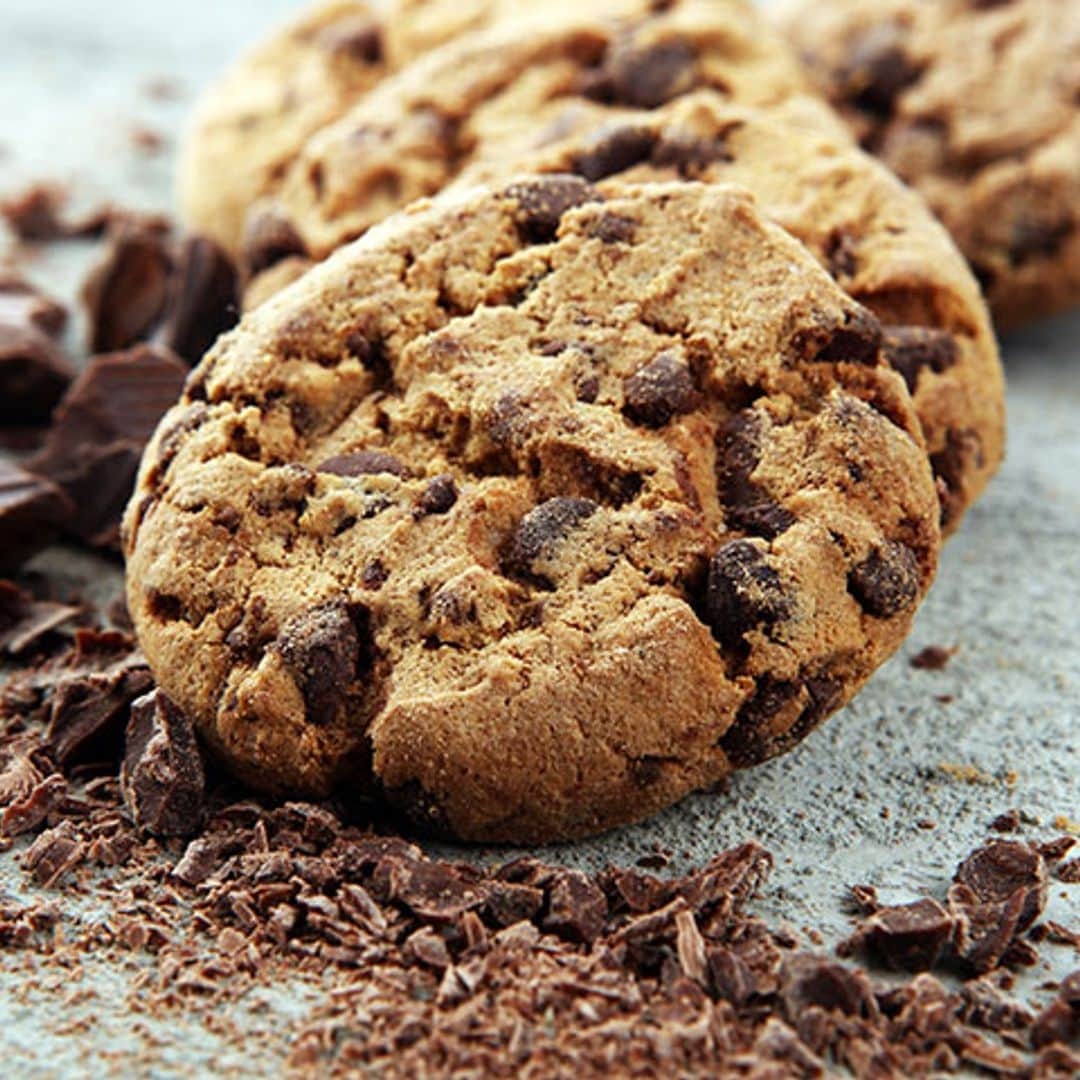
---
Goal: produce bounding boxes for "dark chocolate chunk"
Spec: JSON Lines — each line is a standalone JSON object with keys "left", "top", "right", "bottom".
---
{"left": 651, "top": 130, "right": 734, "bottom": 176}
{"left": 0, "top": 580, "right": 81, "bottom": 654}
{"left": 848, "top": 541, "right": 920, "bottom": 618}
{"left": 779, "top": 954, "right": 876, "bottom": 1019}
{"left": 276, "top": 601, "right": 369, "bottom": 725}
{"left": 591, "top": 39, "right": 699, "bottom": 109}
{"left": 317, "top": 450, "right": 408, "bottom": 478}
{"left": 484, "top": 881, "right": 544, "bottom": 927}
{"left": 840, "top": 24, "right": 923, "bottom": 116}
{"left": 0, "top": 277, "right": 74, "bottom": 422}
{"left": 883, "top": 326, "right": 959, "bottom": 394}
{"left": 571, "top": 126, "right": 657, "bottom": 182}
{"left": 622, "top": 351, "right": 700, "bottom": 427}
{"left": 28, "top": 345, "right": 188, "bottom": 547}
{"left": 845, "top": 899, "right": 955, "bottom": 973}
{"left": 720, "top": 679, "right": 799, "bottom": 766}
{"left": 416, "top": 475, "right": 458, "bottom": 516}
{"left": 242, "top": 206, "right": 309, "bottom": 276}
{"left": 505, "top": 497, "right": 599, "bottom": 582}
{"left": 705, "top": 540, "right": 790, "bottom": 650}
{"left": 0, "top": 460, "right": 72, "bottom": 573}
{"left": 542, "top": 869, "right": 607, "bottom": 943}
{"left": 0, "top": 183, "right": 68, "bottom": 241}
{"left": 121, "top": 689, "right": 205, "bottom": 838}
{"left": 315, "top": 14, "right": 383, "bottom": 64}
{"left": 505, "top": 176, "right": 602, "bottom": 243}
{"left": 717, "top": 412, "right": 796, "bottom": 540}
{"left": 82, "top": 219, "right": 174, "bottom": 353}
{"left": 802, "top": 306, "right": 883, "bottom": 366}
{"left": 954, "top": 840, "right": 1048, "bottom": 932}
{"left": 156, "top": 235, "right": 239, "bottom": 364}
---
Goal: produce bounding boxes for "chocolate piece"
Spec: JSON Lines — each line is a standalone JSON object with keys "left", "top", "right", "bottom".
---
{"left": 1031, "top": 998, "right": 1078, "bottom": 1050}
{"left": 954, "top": 840, "right": 1048, "bottom": 932}
{"left": 622, "top": 351, "right": 700, "bottom": 427}
{"left": 505, "top": 497, "right": 599, "bottom": 582}
{"left": 157, "top": 235, "right": 239, "bottom": 363}
{"left": 849, "top": 541, "right": 920, "bottom": 618}
{"left": 0, "top": 460, "right": 72, "bottom": 573}
{"left": 910, "top": 644, "right": 956, "bottom": 670}
{"left": 317, "top": 450, "right": 408, "bottom": 478}
{"left": 804, "top": 306, "right": 883, "bottom": 366}
{"left": 22, "top": 820, "right": 84, "bottom": 886}
{"left": 0, "top": 276, "right": 73, "bottom": 423}
{"left": 883, "top": 326, "right": 959, "bottom": 394}
{"left": 315, "top": 14, "right": 383, "bottom": 64}
{"left": 416, "top": 475, "right": 458, "bottom": 517}
{"left": 121, "top": 689, "right": 205, "bottom": 838}
{"left": 505, "top": 177, "right": 601, "bottom": 243}
{"left": 705, "top": 541, "right": 790, "bottom": 650}
{"left": 0, "top": 773, "right": 67, "bottom": 837}
{"left": 0, "top": 183, "right": 68, "bottom": 241}
{"left": 0, "top": 580, "right": 81, "bottom": 654}
{"left": 28, "top": 344, "right": 187, "bottom": 546}
{"left": 542, "top": 869, "right": 607, "bottom": 943}
{"left": 989, "top": 809, "right": 1021, "bottom": 833}
{"left": 276, "top": 601, "right": 367, "bottom": 725}
{"left": 591, "top": 40, "right": 699, "bottom": 109}
{"left": 82, "top": 219, "right": 174, "bottom": 353}
{"left": 840, "top": 24, "right": 923, "bottom": 116}
{"left": 717, "top": 412, "right": 796, "bottom": 540}
{"left": 572, "top": 126, "right": 656, "bottom": 182}
{"left": 242, "top": 206, "right": 309, "bottom": 276}
{"left": 779, "top": 954, "right": 876, "bottom": 1018}
{"left": 844, "top": 898, "right": 954, "bottom": 972}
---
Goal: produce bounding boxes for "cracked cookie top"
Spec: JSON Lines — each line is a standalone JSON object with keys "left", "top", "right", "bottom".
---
{"left": 124, "top": 179, "right": 940, "bottom": 843}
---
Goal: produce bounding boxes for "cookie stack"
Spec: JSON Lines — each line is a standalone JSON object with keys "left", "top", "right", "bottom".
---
{"left": 124, "top": 0, "right": 1038, "bottom": 842}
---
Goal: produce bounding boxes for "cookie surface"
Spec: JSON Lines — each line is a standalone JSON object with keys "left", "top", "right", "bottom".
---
{"left": 779, "top": 0, "right": 1080, "bottom": 330}
{"left": 178, "top": 0, "right": 703, "bottom": 254}
{"left": 454, "top": 91, "right": 1005, "bottom": 532}
{"left": 124, "top": 179, "right": 940, "bottom": 843}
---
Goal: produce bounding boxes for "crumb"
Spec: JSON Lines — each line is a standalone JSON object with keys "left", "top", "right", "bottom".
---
{"left": 911, "top": 644, "right": 958, "bottom": 671}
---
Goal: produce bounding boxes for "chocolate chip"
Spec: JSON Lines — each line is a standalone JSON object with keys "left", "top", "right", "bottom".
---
{"left": 505, "top": 176, "right": 602, "bottom": 243}
{"left": 954, "top": 841, "right": 1048, "bottom": 932}
{"left": 848, "top": 541, "right": 920, "bottom": 618}
{"left": 717, "top": 412, "right": 796, "bottom": 541}
{"left": 798, "top": 306, "right": 883, "bottom": 366}
{"left": 0, "top": 459, "right": 72, "bottom": 573}
{"left": 1009, "top": 217, "right": 1073, "bottom": 266}
{"left": 571, "top": 127, "right": 657, "bottom": 182}
{"left": 931, "top": 428, "right": 982, "bottom": 529}
{"left": 82, "top": 219, "right": 174, "bottom": 353}
{"left": 276, "top": 601, "right": 369, "bottom": 726}
{"left": 825, "top": 229, "right": 859, "bottom": 279}
{"left": 651, "top": 131, "right": 734, "bottom": 176}
{"left": 720, "top": 679, "right": 800, "bottom": 766}
{"left": 505, "top": 497, "right": 599, "bottom": 582}
{"left": 361, "top": 560, "right": 389, "bottom": 590}
{"left": 841, "top": 24, "right": 923, "bottom": 116}
{"left": 28, "top": 345, "right": 188, "bottom": 547}
{"left": 705, "top": 541, "right": 790, "bottom": 651}
{"left": 242, "top": 206, "right": 308, "bottom": 276}
{"left": 315, "top": 14, "right": 383, "bottom": 64}
{"left": 844, "top": 899, "right": 955, "bottom": 973}
{"left": 592, "top": 39, "right": 699, "bottom": 109}
{"left": 588, "top": 213, "right": 637, "bottom": 244}
{"left": 883, "top": 326, "right": 959, "bottom": 393}
{"left": 623, "top": 351, "right": 700, "bottom": 427}
{"left": 156, "top": 235, "right": 239, "bottom": 364}
{"left": 317, "top": 451, "right": 407, "bottom": 478}
{"left": 121, "top": 689, "right": 205, "bottom": 838}
{"left": 416, "top": 475, "right": 458, "bottom": 516}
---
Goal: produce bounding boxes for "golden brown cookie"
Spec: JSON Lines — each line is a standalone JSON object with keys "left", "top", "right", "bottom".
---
{"left": 778, "top": 0, "right": 1080, "bottom": 330}
{"left": 452, "top": 92, "right": 1005, "bottom": 532}
{"left": 124, "top": 179, "right": 940, "bottom": 843}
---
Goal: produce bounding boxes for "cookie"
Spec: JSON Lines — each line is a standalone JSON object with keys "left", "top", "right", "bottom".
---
{"left": 124, "top": 179, "right": 940, "bottom": 843}
{"left": 179, "top": 0, "right": 673, "bottom": 254}
{"left": 778, "top": 0, "right": 1080, "bottom": 330}
{"left": 254, "top": 0, "right": 812, "bottom": 262}
{"left": 453, "top": 91, "right": 1005, "bottom": 532}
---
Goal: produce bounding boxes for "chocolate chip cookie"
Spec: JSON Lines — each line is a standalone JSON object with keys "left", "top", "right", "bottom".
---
{"left": 779, "top": 0, "right": 1080, "bottom": 330}
{"left": 179, "top": 0, "right": 728, "bottom": 255}
{"left": 124, "top": 179, "right": 940, "bottom": 843}
{"left": 453, "top": 92, "right": 1005, "bottom": 532}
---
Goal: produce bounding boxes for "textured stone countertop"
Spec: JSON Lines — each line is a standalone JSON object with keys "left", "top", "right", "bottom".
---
{"left": 1, "top": 1, "right": 1077, "bottom": 1075}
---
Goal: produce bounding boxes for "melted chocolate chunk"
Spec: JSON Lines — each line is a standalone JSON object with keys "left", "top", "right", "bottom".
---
{"left": 317, "top": 450, "right": 408, "bottom": 478}
{"left": 506, "top": 497, "right": 599, "bottom": 583}
{"left": 505, "top": 176, "right": 602, "bottom": 243}
{"left": 121, "top": 689, "right": 205, "bottom": 838}
{"left": 243, "top": 207, "right": 309, "bottom": 276}
{"left": 717, "top": 412, "right": 796, "bottom": 540}
{"left": 82, "top": 219, "right": 174, "bottom": 353}
{"left": 276, "top": 601, "right": 370, "bottom": 725}
{"left": 622, "top": 351, "right": 700, "bottom": 427}
{"left": 848, "top": 541, "right": 920, "bottom": 618}
{"left": 571, "top": 127, "right": 657, "bottom": 182}
{"left": 705, "top": 541, "right": 790, "bottom": 651}
{"left": 883, "top": 326, "right": 959, "bottom": 394}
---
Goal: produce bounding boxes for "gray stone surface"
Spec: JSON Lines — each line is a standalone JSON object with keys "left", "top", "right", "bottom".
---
{"left": 1, "top": 1, "right": 1077, "bottom": 1075}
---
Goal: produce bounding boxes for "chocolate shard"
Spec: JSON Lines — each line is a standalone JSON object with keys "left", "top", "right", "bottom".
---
{"left": 541, "top": 868, "right": 607, "bottom": 944}
{"left": 121, "top": 689, "right": 205, "bottom": 838}
{"left": 1, "top": 773, "right": 68, "bottom": 837}
{"left": 842, "top": 898, "right": 955, "bottom": 972}
{"left": 954, "top": 840, "right": 1048, "bottom": 932}
{"left": 82, "top": 218, "right": 174, "bottom": 353}
{"left": 0, "top": 460, "right": 73, "bottom": 573}
{"left": 28, "top": 344, "right": 187, "bottom": 547}
{"left": 156, "top": 235, "right": 239, "bottom": 364}
{"left": 0, "top": 579, "right": 81, "bottom": 654}
{"left": 779, "top": 954, "right": 877, "bottom": 1019}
